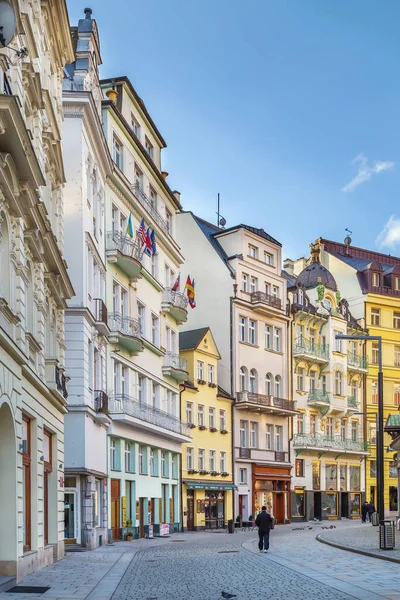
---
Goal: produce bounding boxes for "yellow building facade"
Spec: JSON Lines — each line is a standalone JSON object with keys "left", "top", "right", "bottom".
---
{"left": 180, "top": 328, "right": 235, "bottom": 530}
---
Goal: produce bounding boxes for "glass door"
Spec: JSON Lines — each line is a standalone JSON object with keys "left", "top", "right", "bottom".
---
{"left": 64, "top": 492, "right": 76, "bottom": 540}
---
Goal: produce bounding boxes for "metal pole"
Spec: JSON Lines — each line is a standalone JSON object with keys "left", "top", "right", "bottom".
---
{"left": 378, "top": 338, "right": 385, "bottom": 524}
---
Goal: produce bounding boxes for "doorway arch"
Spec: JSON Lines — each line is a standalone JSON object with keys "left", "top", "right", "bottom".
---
{"left": 0, "top": 400, "right": 17, "bottom": 574}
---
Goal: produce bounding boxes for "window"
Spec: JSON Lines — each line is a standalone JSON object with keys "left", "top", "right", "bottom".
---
{"left": 394, "top": 312, "right": 400, "bottom": 329}
{"left": 138, "top": 445, "right": 146, "bottom": 474}
{"left": 209, "top": 407, "right": 216, "bottom": 429}
{"left": 264, "top": 252, "right": 273, "bottom": 265}
{"left": 249, "top": 369, "right": 257, "bottom": 392}
{"left": 369, "top": 423, "right": 377, "bottom": 444}
{"left": 351, "top": 421, "right": 358, "bottom": 442}
{"left": 110, "top": 438, "right": 116, "bottom": 470}
{"left": 198, "top": 405, "right": 205, "bottom": 426}
{"left": 335, "top": 331, "right": 342, "bottom": 353}
{"left": 372, "top": 272, "right": 380, "bottom": 287}
{"left": 112, "top": 135, "right": 123, "bottom": 169}
{"left": 242, "top": 273, "right": 249, "bottom": 292}
{"left": 198, "top": 449, "right": 205, "bottom": 471}
{"left": 240, "top": 420, "right": 248, "bottom": 448}
{"left": 265, "top": 325, "right": 271, "bottom": 349}
{"left": 310, "top": 414, "right": 316, "bottom": 436}
{"left": 370, "top": 460, "right": 377, "bottom": 478}
{"left": 275, "top": 375, "right": 282, "bottom": 397}
{"left": 131, "top": 115, "right": 140, "bottom": 138}
{"left": 220, "top": 451, "right": 226, "bottom": 473}
{"left": 239, "top": 317, "right": 246, "bottom": 342}
{"left": 341, "top": 420, "right": 346, "bottom": 441}
{"left": 248, "top": 319, "right": 256, "bottom": 345}
{"left": 137, "top": 302, "right": 145, "bottom": 335}
{"left": 248, "top": 244, "right": 258, "bottom": 258}
{"left": 145, "top": 137, "right": 154, "bottom": 159}
{"left": 334, "top": 371, "right": 343, "bottom": 396}
{"left": 265, "top": 373, "right": 273, "bottom": 396}
{"left": 151, "top": 252, "right": 158, "bottom": 279}
{"left": 272, "top": 285, "right": 279, "bottom": 298}
{"left": 219, "top": 409, "right": 226, "bottom": 431}
{"left": 295, "top": 459, "right": 305, "bottom": 477}
{"left": 43, "top": 430, "right": 52, "bottom": 547}
{"left": 371, "top": 308, "right": 380, "bottom": 326}
{"left": 161, "top": 451, "right": 167, "bottom": 477}
{"left": 309, "top": 370, "right": 316, "bottom": 390}
{"left": 395, "top": 277, "right": 400, "bottom": 291}
{"left": 297, "top": 414, "right": 304, "bottom": 435}
{"left": 186, "top": 448, "right": 194, "bottom": 470}
{"left": 274, "top": 328, "right": 281, "bottom": 352}
{"left": 138, "top": 375, "right": 145, "bottom": 405}
{"left": 22, "top": 416, "right": 31, "bottom": 551}
{"left": 151, "top": 382, "right": 159, "bottom": 408}
{"left": 297, "top": 367, "right": 305, "bottom": 391}
{"left": 372, "top": 343, "right": 379, "bottom": 364}
{"left": 250, "top": 422, "right": 258, "bottom": 448}
{"left": 151, "top": 314, "right": 159, "bottom": 346}
{"left": 149, "top": 186, "right": 157, "bottom": 208}
{"left": 134, "top": 166, "right": 143, "bottom": 190}
{"left": 239, "top": 468, "right": 247, "bottom": 484}
{"left": 208, "top": 364, "right": 215, "bottom": 384}
{"left": 149, "top": 448, "right": 155, "bottom": 476}
{"left": 165, "top": 208, "right": 172, "bottom": 234}
{"left": 395, "top": 346, "right": 400, "bottom": 367}
{"left": 196, "top": 361, "right": 204, "bottom": 381}
{"left": 275, "top": 426, "right": 283, "bottom": 451}
{"left": 325, "top": 417, "right": 333, "bottom": 438}
{"left": 240, "top": 367, "right": 248, "bottom": 391}
{"left": 209, "top": 450, "right": 216, "bottom": 472}
{"left": 372, "top": 381, "right": 378, "bottom": 405}
{"left": 309, "top": 328, "right": 316, "bottom": 351}
{"left": 250, "top": 276, "right": 258, "bottom": 293}
{"left": 186, "top": 402, "right": 193, "bottom": 424}
{"left": 265, "top": 282, "right": 271, "bottom": 295}
{"left": 395, "top": 386, "right": 400, "bottom": 406}
{"left": 322, "top": 375, "right": 327, "bottom": 394}
{"left": 266, "top": 424, "right": 273, "bottom": 449}
{"left": 125, "top": 442, "right": 132, "bottom": 472}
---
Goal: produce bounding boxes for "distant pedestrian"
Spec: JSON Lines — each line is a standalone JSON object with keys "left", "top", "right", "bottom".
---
{"left": 255, "top": 506, "right": 273, "bottom": 553}
{"left": 361, "top": 501, "right": 369, "bottom": 523}
{"left": 368, "top": 502, "right": 376, "bottom": 523}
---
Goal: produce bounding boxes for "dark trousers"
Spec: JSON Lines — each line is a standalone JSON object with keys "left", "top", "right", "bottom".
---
{"left": 258, "top": 529, "right": 270, "bottom": 550}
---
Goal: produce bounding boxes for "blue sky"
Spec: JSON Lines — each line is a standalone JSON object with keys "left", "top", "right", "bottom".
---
{"left": 67, "top": 0, "right": 400, "bottom": 260}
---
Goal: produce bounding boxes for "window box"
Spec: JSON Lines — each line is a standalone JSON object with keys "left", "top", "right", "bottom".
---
{"left": 210, "top": 471, "right": 219, "bottom": 476}
{"left": 199, "top": 470, "right": 209, "bottom": 475}
{"left": 197, "top": 379, "right": 206, "bottom": 385}
{"left": 221, "top": 472, "right": 229, "bottom": 477}
{"left": 220, "top": 429, "right": 228, "bottom": 435}
{"left": 210, "top": 427, "right": 218, "bottom": 433}
{"left": 208, "top": 382, "right": 217, "bottom": 388}
{"left": 199, "top": 425, "right": 207, "bottom": 431}
{"left": 189, "top": 423, "right": 196, "bottom": 429}
{"left": 188, "top": 469, "right": 198, "bottom": 475}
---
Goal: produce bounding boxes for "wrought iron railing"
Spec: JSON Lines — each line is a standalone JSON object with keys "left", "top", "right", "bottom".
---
{"left": 293, "top": 433, "right": 368, "bottom": 452}
{"left": 293, "top": 337, "right": 329, "bottom": 360}
{"left": 108, "top": 394, "right": 190, "bottom": 436}
{"left": 164, "top": 352, "right": 187, "bottom": 372}
{"left": 109, "top": 312, "right": 142, "bottom": 338}
{"left": 131, "top": 183, "right": 171, "bottom": 236}
{"left": 163, "top": 288, "right": 188, "bottom": 310}
{"left": 93, "top": 298, "right": 108, "bottom": 326}
{"left": 106, "top": 230, "right": 142, "bottom": 260}
{"left": 94, "top": 390, "right": 109, "bottom": 413}
{"left": 236, "top": 391, "right": 296, "bottom": 412}
{"left": 347, "top": 352, "right": 368, "bottom": 369}
{"left": 308, "top": 389, "right": 330, "bottom": 405}
{"left": 55, "top": 365, "right": 68, "bottom": 399}
{"left": 347, "top": 395, "right": 359, "bottom": 409}
{"left": 250, "top": 291, "right": 282, "bottom": 310}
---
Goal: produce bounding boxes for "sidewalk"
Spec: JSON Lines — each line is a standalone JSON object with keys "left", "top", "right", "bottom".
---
{"left": 318, "top": 523, "right": 400, "bottom": 563}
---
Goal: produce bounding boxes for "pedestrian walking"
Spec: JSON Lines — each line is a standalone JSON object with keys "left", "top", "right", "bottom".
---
{"left": 368, "top": 501, "right": 376, "bottom": 524}
{"left": 255, "top": 506, "right": 273, "bottom": 553}
{"left": 361, "top": 501, "right": 369, "bottom": 523}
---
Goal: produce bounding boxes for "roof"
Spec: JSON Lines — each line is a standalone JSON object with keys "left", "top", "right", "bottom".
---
{"left": 321, "top": 238, "right": 400, "bottom": 268}
{"left": 385, "top": 414, "right": 400, "bottom": 429}
{"left": 179, "top": 327, "right": 209, "bottom": 351}
{"left": 183, "top": 380, "right": 198, "bottom": 391}
{"left": 296, "top": 262, "right": 337, "bottom": 292}
{"left": 217, "top": 386, "right": 235, "bottom": 401}
{"left": 282, "top": 269, "right": 297, "bottom": 288}
{"left": 328, "top": 251, "right": 394, "bottom": 273}
{"left": 215, "top": 223, "right": 282, "bottom": 247}
{"left": 193, "top": 215, "right": 232, "bottom": 269}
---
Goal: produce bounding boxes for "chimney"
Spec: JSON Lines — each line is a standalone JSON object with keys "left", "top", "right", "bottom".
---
{"left": 84, "top": 7, "right": 92, "bottom": 19}
{"left": 161, "top": 171, "right": 168, "bottom": 180}
{"left": 173, "top": 190, "right": 181, "bottom": 204}
{"left": 283, "top": 258, "right": 294, "bottom": 276}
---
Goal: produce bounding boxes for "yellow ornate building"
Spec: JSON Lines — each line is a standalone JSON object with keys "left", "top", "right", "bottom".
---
{"left": 180, "top": 328, "right": 235, "bottom": 530}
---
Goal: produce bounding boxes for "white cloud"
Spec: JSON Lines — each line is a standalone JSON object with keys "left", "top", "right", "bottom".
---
{"left": 342, "top": 153, "right": 394, "bottom": 192}
{"left": 376, "top": 215, "right": 400, "bottom": 248}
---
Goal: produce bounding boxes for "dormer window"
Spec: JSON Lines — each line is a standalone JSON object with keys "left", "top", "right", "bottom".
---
{"left": 372, "top": 272, "right": 380, "bottom": 287}
{"left": 298, "top": 289, "right": 304, "bottom": 304}
{"left": 395, "top": 277, "right": 400, "bottom": 291}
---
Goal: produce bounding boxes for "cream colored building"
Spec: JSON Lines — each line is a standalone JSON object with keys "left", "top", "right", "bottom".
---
{"left": 0, "top": 0, "right": 74, "bottom": 583}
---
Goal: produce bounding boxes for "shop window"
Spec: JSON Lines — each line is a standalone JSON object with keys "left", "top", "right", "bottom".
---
{"left": 339, "top": 464, "right": 347, "bottom": 492}
{"left": 350, "top": 465, "right": 360, "bottom": 491}
{"left": 350, "top": 493, "right": 361, "bottom": 517}
{"left": 295, "top": 459, "right": 304, "bottom": 477}
{"left": 292, "top": 489, "right": 305, "bottom": 518}
{"left": 322, "top": 493, "right": 337, "bottom": 517}
{"left": 312, "top": 461, "right": 320, "bottom": 490}
{"left": 43, "top": 429, "right": 53, "bottom": 546}
{"left": 390, "top": 486, "right": 398, "bottom": 511}
{"left": 325, "top": 463, "right": 337, "bottom": 491}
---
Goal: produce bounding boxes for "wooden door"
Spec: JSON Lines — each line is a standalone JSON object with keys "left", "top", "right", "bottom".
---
{"left": 275, "top": 492, "right": 285, "bottom": 524}
{"left": 187, "top": 497, "right": 194, "bottom": 531}
{"left": 139, "top": 498, "right": 144, "bottom": 538}
{"left": 111, "top": 479, "right": 121, "bottom": 540}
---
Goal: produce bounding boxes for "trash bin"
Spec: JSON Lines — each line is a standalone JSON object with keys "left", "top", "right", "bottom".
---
{"left": 371, "top": 512, "right": 379, "bottom": 526}
{"left": 379, "top": 520, "right": 396, "bottom": 550}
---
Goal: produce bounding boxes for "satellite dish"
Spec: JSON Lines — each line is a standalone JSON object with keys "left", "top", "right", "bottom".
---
{"left": 219, "top": 217, "right": 226, "bottom": 227}
{"left": 0, "top": 2, "right": 16, "bottom": 47}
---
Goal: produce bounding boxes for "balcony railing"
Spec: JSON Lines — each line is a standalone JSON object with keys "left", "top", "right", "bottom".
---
{"left": 347, "top": 352, "right": 368, "bottom": 370}
{"left": 250, "top": 291, "right": 282, "bottom": 310}
{"left": 163, "top": 288, "right": 188, "bottom": 310}
{"left": 347, "top": 395, "right": 359, "bottom": 409}
{"left": 293, "top": 433, "right": 368, "bottom": 453}
{"left": 131, "top": 183, "right": 171, "bottom": 237}
{"left": 106, "top": 230, "right": 142, "bottom": 259}
{"left": 93, "top": 298, "right": 108, "bottom": 325}
{"left": 293, "top": 337, "right": 329, "bottom": 361}
{"left": 94, "top": 391, "right": 109, "bottom": 413}
{"left": 239, "top": 447, "right": 251, "bottom": 459}
{"left": 55, "top": 365, "right": 68, "bottom": 399}
{"left": 164, "top": 352, "right": 187, "bottom": 372}
{"left": 308, "top": 389, "right": 330, "bottom": 405}
{"left": 109, "top": 312, "right": 142, "bottom": 338}
{"left": 108, "top": 394, "right": 190, "bottom": 437}
{"left": 236, "top": 391, "right": 296, "bottom": 412}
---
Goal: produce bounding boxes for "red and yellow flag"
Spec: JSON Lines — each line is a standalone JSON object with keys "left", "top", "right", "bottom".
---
{"left": 185, "top": 275, "right": 196, "bottom": 309}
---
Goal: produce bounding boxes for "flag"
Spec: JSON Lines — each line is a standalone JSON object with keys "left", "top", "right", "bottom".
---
{"left": 126, "top": 213, "right": 134, "bottom": 238}
{"left": 185, "top": 275, "right": 196, "bottom": 309}
{"left": 137, "top": 217, "right": 146, "bottom": 245}
{"left": 171, "top": 273, "right": 180, "bottom": 292}
{"left": 143, "top": 227, "right": 153, "bottom": 257}
{"left": 150, "top": 229, "right": 157, "bottom": 256}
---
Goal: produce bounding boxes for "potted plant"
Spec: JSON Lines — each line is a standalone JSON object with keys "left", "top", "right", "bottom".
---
{"left": 227, "top": 519, "right": 234, "bottom": 534}
{"left": 235, "top": 515, "right": 242, "bottom": 528}
{"left": 126, "top": 531, "right": 133, "bottom": 541}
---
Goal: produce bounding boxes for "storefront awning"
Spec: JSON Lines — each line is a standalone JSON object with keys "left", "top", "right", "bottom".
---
{"left": 183, "top": 480, "right": 238, "bottom": 491}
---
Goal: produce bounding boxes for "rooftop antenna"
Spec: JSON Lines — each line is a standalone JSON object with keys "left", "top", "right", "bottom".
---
{"left": 344, "top": 228, "right": 352, "bottom": 254}
{"left": 216, "top": 193, "right": 226, "bottom": 229}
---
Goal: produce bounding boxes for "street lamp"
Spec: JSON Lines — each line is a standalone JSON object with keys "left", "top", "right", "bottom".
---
{"left": 336, "top": 334, "right": 384, "bottom": 524}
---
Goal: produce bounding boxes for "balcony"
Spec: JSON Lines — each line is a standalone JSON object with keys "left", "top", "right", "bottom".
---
{"left": 250, "top": 291, "right": 282, "bottom": 314}
{"left": 108, "top": 394, "right": 192, "bottom": 442}
{"left": 236, "top": 391, "right": 297, "bottom": 416}
{"left": 237, "top": 448, "right": 289, "bottom": 462}
{"left": 293, "top": 337, "right": 329, "bottom": 363}
{"left": 108, "top": 312, "right": 143, "bottom": 355}
{"left": 162, "top": 352, "right": 188, "bottom": 382}
{"left": 92, "top": 298, "right": 109, "bottom": 336}
{"left": 94, "top": 390, "right": 110, "bottom": 425}
{"left": 162, "top": 289, "right": 188, "bottom": 324}
{"left": 131, "top": 183, "right": 172, "bottom": 238}
{"left": 347, "top": 395, "right": 360, "bottom": 415}
{"left": 307, "top": 388, "right": 330, "bottom": 409}
{"left": 106, "top": 231, "right": 142, "bottom": 281}
{"left": 45, "top": 359, "right": 68, "bottom": 402}
{"left": 347, "top": 352, "right": 368, "bottom": 372}
{"left": 293, "top": 433, "right": 369, "bottom": 455}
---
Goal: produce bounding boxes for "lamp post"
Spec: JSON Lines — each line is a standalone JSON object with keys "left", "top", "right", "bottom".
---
{"left": 336, "top": 334, "right": 384, "bottom": 524}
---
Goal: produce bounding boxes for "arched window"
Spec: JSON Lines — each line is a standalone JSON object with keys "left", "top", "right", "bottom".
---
{"left": 298, "top": 288, "right": 304, "bottom": 304}
{"left": 0, "top": 211, "right": 10, "bottom": 303}
{"left": 265, "top": 373, "right": 273, "bottom": 396}
{"left": 334, "top": 371, "right": 343, "bottom": 396}
{"left": 249, "top": 369, "right": 257, "bottom": 393}
{"left": 240, "top": 367, "right": 248, "bottom": 392}
{"left": 275, "top": 375, "right": 282, "bottom": 398}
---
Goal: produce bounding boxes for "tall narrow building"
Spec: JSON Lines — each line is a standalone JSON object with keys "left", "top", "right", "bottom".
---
{"left": 176, "top": 214, "right": 295, "bottom": 523}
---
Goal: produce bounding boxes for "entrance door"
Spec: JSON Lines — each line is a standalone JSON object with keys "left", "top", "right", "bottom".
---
{"left": 111, "top": 479, "right": 121, "bottom": 540}
{"left": 239, "top": 494, "right": 248, "bottom": 520}
{"left": 139, "top": 498, "right": 144, "bottom": 538}
{"left": 205, "top": 491, "right": 225, "bottom": 528}
{"left": 187, "top": 496, "right": 194, "bottom": 531}
{"left": 341, "top": 492, "right": 349, "bottom": 518}
{"left": 314, "top": 492, "right": 322, "bottom": 520}
{"left": 64, "top": 492, "right": 76, "bottom": 542}
{"left": 274, "top": 492, "right": 285, "bottom": 524}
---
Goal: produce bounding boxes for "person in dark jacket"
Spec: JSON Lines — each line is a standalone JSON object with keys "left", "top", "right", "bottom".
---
{"left": 361, "top": 501, "right": 369, "bottom": 523}
{"left": 368, "top": 502, "right": 376, "bottom": 523}
{"left": 255, "top": 506, "right": 273, "bottom": 553}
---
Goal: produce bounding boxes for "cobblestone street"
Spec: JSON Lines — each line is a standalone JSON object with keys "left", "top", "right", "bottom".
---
{"left": 2, "top": 523, "right": 400, "bottom": 600}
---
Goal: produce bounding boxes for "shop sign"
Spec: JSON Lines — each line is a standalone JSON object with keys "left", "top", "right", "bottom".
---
{"left": 159, "top": 523, "right": 169, "bottom": 536}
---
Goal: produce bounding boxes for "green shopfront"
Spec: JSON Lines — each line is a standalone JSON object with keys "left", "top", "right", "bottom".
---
{"left": 182, "top": 481, "right": 236, "bottom": 531}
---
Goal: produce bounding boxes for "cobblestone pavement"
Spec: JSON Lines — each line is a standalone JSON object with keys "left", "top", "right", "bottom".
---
{"left": 2, "top": 523, "right": 400, "bottom": 600}
{"left": 319, "top": 522, "right": 400, "bottom": 561}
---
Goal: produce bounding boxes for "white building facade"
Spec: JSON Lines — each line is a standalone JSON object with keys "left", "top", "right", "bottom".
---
{"left": 101, "top": 76, "right": 191, "bottom": 539}
{"left": 62, "top": 9, "right": 113, "bottom": 549}
{"left": 0, "top": 0, "right": 74, "bottom": 583}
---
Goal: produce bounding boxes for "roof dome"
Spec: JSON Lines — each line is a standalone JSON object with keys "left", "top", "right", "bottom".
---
{"left": 296, "top": 243, "right": 337, "bottom": 291}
